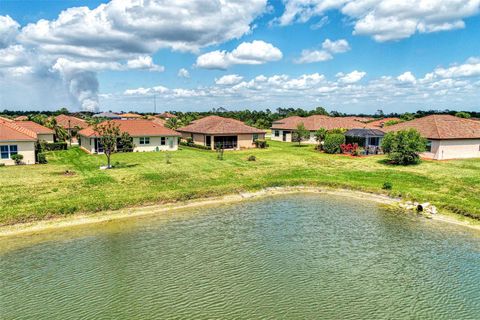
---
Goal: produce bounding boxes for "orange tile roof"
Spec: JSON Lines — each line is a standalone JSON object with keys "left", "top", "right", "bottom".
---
{"left": 158, "top": 112, "right": 177, "bottom": 118}
{"left": 382, "top": 115, "right": 480, "bottom": 139}
{"left": 177, "top": 116, "right": 265, "bottom": 135}
{"left": 0, "top": 118, "right": 37, "bottom": 141}
{"left": 271, "top": 115, "right": 366, "bottom": 131}
{"left": 55, "top": 114, "right": 88, "bottom": 129}
{"left": 14, "top": 121, "right": 54, "bottom": 134}
{"left": 120, "top": 113, "right": 143, "bottom": 118}
{"left": 365, "top": 117, "right": 401, "bottom": 128}
{"left": 78, "top": 119, "right": 180, "bottom": 137}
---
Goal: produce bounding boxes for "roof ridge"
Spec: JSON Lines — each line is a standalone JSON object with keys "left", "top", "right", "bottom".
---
{"left": 432, "top": 115, "right": 441, "bottom": 139}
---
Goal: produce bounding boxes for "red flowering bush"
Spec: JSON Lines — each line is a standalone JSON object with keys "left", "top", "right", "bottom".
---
{"left": 340, "top": 143, "right": 360, "bottom": 156}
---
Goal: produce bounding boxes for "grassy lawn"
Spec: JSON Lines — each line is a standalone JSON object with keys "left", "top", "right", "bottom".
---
{"left": 0, "top": 140, "right": 479, "bottom": 225}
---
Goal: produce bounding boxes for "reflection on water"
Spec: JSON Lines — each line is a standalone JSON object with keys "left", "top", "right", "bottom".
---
{"left": 0, "top": 194, "right": 479, "bottom": 319}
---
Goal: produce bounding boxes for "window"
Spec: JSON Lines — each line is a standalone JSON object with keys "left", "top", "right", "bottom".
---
{"left": 253, "top": 133, "right": 259, "bottom": 142}
{"left": 0, "top": 145, "right": 18, "bottom": 159}
{"left": 426, "top": 140, "right": 432, "bottom": 152}
{"left": 160, "top": 137, "right": 166, "bottom": 145}
{"left": 139, "top": 137, "right": 150, "bottom": 145}
{"left": 274, "top": 130, "right": 280, "bottom": 137}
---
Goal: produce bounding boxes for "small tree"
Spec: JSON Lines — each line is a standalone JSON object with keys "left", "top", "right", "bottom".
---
{"left": 291, "top": 122, "right": 310, "bottom": 145}
{"left": 11, "top": 154, "right": 23, "bottom": 165}
{"left": 314, "top": 128, "right": 327, "bottom": 149}
{"left": 94, "top": 121, "right": 121, "bottom": 168}
{"left": 381, "top": 129, "right": 426, "bottom": 165}
{"left": 117, "top": 132, "right": 134, "bottom": 152}
{"left": 455, "top": 112, "right": 471, "bottom": 119}
{"left": 165, "top": 118, "right": 181, "bottom": 129}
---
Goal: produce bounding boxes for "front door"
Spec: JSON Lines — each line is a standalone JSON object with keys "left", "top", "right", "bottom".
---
{"left": 282, "top": 131, "right": 287, "bottom": 142}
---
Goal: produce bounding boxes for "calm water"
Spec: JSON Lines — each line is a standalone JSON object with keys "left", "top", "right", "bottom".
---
{"left": 1, "top": 194, "right": 479, "bottom": 319}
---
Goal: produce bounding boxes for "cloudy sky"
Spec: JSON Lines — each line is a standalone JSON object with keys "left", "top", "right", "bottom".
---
{"left": 1, "top": 0, "right": 480, "bottom": 114}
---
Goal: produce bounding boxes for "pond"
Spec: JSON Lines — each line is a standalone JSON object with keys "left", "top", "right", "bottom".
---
{"left": 1, "top": 194, "right": 479, "bottom": 319}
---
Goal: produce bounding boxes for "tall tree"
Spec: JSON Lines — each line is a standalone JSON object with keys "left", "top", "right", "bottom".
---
{"left": 94, "top": 121, "right": 121, "bottom": 168}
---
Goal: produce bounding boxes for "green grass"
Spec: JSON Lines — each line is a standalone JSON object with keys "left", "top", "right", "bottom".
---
{"left": 0, "top": 140, "right": 479, "bottom": 225}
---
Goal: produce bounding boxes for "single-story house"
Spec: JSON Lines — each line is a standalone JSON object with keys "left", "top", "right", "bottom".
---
{"left": 383, "top": 115, "right": 480, "bottom": 160}
{"left": 158, "top": 112, "right": 177, "bottom": 120}
{"left": 0, "top": 119, "right": 37, "bottom": 165}
{"left": 93, "top": 112, "right": 121, "bottom": 119}
{"left": 78, "top": 119, "right": 181, "bottom": 154}
{"left": 8, "top": 120, "right": 54, "bottom": 143}
{"left": 120, "top": 113, "right": 143, "bottom": 120}
{"left": 177, "top": 116, "right": 266, "bottom": 150}
{"left": 55, "top": 114, "right": 88, "bottom": 144}
{"left": 271, "top": 115, "right": 365, "bottom": 143}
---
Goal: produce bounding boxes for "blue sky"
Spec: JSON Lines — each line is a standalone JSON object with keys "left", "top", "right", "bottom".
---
{"left": 1, "top": 0, "right": 480, "bottom": 113}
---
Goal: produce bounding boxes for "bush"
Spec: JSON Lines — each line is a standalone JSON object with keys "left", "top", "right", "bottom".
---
{"left": 37, "top": 153, "right": 47, "bottom": 164}
{"left": 0, "top": 163, "right": 5, "bottom": 167}
{"left": 340, "top": 143, "right": 360, "bottom": 155}
{"left": 11, "top": 154, "right": 24, "bottom": 165}
{"left": 179, "top": 141, "right": 210, "bottom": 150}
{"left": 41, "top": 142, "right": 68, "bottom": 151}
{"left": 382, "top": 129, "right": 426, "bottom": 165}
{"left": 382, "top": 182, "right": 393, "bottom": 190}
{"left": 254, "top": 139, "right": 268, "bottom": 149}
{"left": 323, "top": 133, "right": 346, "bottom": 154}
{"left": 247, "top": 155, "right": 256, "bottom": 161}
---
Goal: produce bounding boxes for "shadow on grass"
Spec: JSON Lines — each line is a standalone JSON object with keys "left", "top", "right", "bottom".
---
{"left": 112, "top": 162, "right": 139, "bottom": 169}
{"left": 376, "top": 158, "right": 422, "bottom": 167}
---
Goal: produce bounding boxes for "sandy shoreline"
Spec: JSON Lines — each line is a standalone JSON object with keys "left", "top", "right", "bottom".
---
{"left": 0, "top": 187, "right": 478, "bottom": 238}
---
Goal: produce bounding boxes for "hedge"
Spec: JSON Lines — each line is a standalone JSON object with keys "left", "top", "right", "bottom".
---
{"left": 323, "top": 133, "right": 346, "bottom": 154}
{"left": 42, "top": 142, "right": 68, "bottom": 151}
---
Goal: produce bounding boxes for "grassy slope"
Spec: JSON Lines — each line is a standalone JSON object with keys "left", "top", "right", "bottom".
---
{"left": 0, "top": 140, "right": 479, "bottom": 225}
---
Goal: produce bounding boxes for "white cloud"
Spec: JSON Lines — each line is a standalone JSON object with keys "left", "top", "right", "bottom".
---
{"left": 215, "top": 74, "right": 244, "bottom": 85}
{"left": 126, "top": 56, "right": 164, "bottom": 72}
{"left": 397, "top": 71, "right": 416, "bottom": 84}
{"left": 196, "top": 40, "right": 282, "bottom": 69}
{"left": 322, "top": 38, "right": 350, "bottom": 53}
{"left": 432, "top": 58, "right": 480, "bottom": 78}
{"left": 0, "top": 15, "right": 19, "bottom": 48}
{"left": 0, "top": 0, "right": 268, "bottom": 111}
{"left": 278, "top": 0, "right": 480, "bottom": 41}
{"left": 177, "top": 68, "right": 190, "bottom": 78}
{"left": 296, "top": 38, "right": 350, "bottom": 64}
{"left": 336, "top": 70, "right": 366, "bottom": 83}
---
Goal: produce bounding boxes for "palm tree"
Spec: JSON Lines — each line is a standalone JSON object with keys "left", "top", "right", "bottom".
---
{"left": 45, "top": 118, "right": 69, "bottom": 142}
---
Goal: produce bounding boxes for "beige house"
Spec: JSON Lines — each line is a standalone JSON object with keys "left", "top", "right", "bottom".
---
{"left": 78, "top": 119, "right": 180, "bottom": 154}
{"left": 13, "top": 121, "right": 55, "bottom": 143}
{"left": 271, "top": 115, "right": 366, "bottom": 143}
{"left": 383, "top": 115, "right": 480, "bottom": 160}
{"left": 177, "top": 116, "right": 265, "bottom": 150}
{"left": 0, "top": 119, "right": 37, "bottom": 165}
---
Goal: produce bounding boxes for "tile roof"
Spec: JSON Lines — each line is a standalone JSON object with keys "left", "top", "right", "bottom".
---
{"left": 55, "top": 114, "right": 88, "bottom": 129}
{"left": 120, "top": 113, "right": 143, "bottom": 118}
{"left": 177, "top": 116, "right": 265, "bottom": 134}
{"left": 158, "top": 112, "right": 177, "bottom": 118}
{"left": 0, "top": 118, "right": 37, "bottom": 141}
{"left": 271, "top": 115, "right": 366, "bottom": 131}
{"left": 78, "top": 119, "right": 180, "bottom": 137}
{"left": 14, "top": 121, "right": 54, "bottom": 134}
{"left": 14, "top": 116, "right": 28, "bottom": 121}
{"left": 365, "top": 117, "right": 401, "bottom": 128}
{"left": 382, "top": 115, "right": 480, "bottom": 139}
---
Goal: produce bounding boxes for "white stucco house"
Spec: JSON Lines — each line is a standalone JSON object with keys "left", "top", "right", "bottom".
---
{"left": 0, "top": 119, "right": 37, "bottom": 165}
{"left": 78, "top": 119, "right": 181, "bottom": 154}
{"left": 383, "top": 115, "right": 480, "bottom": 160}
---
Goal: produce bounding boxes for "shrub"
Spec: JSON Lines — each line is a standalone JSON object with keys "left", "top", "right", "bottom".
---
{"left": 382, "top": 182, "right": 393, "bottom": 190}
{"left": 41, "top": 142, "right": 68, "bottom": 151}
{"left": 37, "top": 153, "right": 47, "bottom": 164}
{"left": 323, "top": 133, "right": 346, "bottom": 154}
{"left": 382, "top": 129, "right": 426, "bottom": 165}
{"left": 247, "top": 155, "right": 256, "bottom": 161}
{"left": 328, "top": 128, "right": 347, "bottom": 134}
{"left": 11, "top": 154, "right": 24, "bottom": 165}
{"left": 340, "top": 143, "right": 359, "bottom": 155}
{"left": 455, "top": 111, "right": 471, "bottom": 119}
{"left": 179, "top": 141, "right": 210, "bottom": 150}
{"left": 0, "top": 163, "right": 5, "bottom": 167}
{"left": 254, "top": 139, "right": 268, "bottom": 149}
